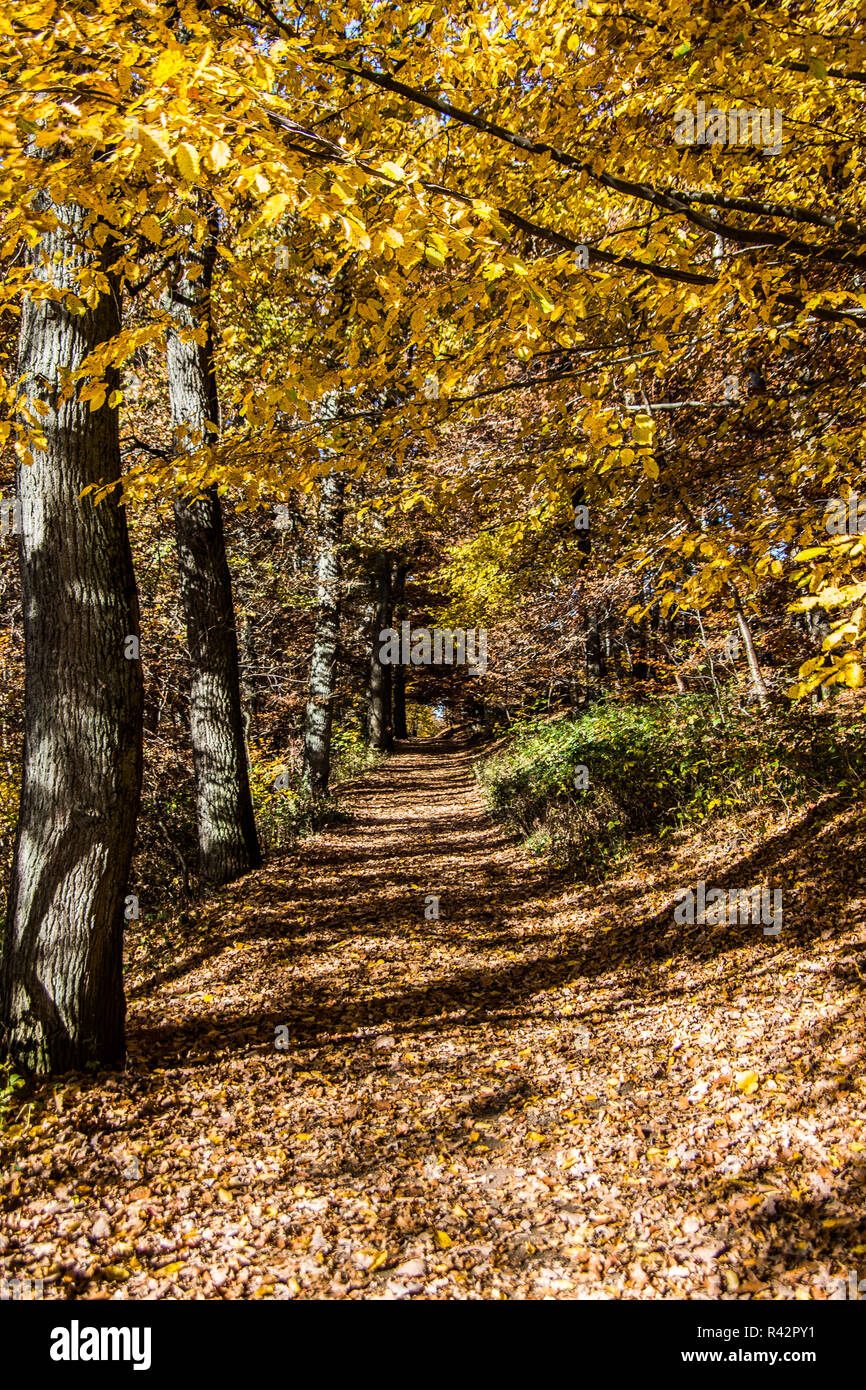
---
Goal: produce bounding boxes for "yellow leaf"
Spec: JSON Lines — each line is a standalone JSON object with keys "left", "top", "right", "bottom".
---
{"left": 377, "top": 161, "right": 406, "bottom": 181}
{"left": 140, "top": 215, "right": 162, "bottom": 244}
{"left": 217, "top": 1187, "right": 233, "bottom": 1204}
{"left": 152, "top": 48, "right": 185, "bottom": 84}
{"left": 433, "top": 1229, "right": 453, "bottom": 1248}
{"left": 341, "top": 215, "right": 370, "bottom": 251}
{"left": 137, "top": 125, "right": 173, "bottom": 163}
{"left": 175, "top": 142, "right": 200, "bottom": 183}
{"left": 736, "top": 1070, "right": 760, "bottom": 1095}
{"left": 208, "top": 140, "right": 231, "bottom": 172}
{"left": 642, "top": 457, "right": 659, "bottom": 480}
{"left": 260, "top": 193, "right": 293, "bottom": 225}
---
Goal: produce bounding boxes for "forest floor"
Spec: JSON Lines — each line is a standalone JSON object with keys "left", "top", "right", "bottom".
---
{"left": 2, "top": 734, "right": 866, "bottom": 1300}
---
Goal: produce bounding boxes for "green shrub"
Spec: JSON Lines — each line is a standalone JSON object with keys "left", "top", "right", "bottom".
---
{"left": 0, "top": 1069, "right": 25, "bottom": 1131}
{"left": 476, "top": 695, "right": 866, "bottom": 878}
{"left": 249, "top": 753, "right": 342, "bottom": 853}
{"left": 330, "top": 724, "right": 383, "bottom": 783}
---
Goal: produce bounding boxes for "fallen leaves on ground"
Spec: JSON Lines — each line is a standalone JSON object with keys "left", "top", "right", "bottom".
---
{"left": 1, "top": 737, "right": 865, "bottom": 1300}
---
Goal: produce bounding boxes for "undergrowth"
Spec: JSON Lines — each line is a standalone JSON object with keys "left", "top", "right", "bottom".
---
{"left": 476, "top": 695, "right": 866, "bottom": 878}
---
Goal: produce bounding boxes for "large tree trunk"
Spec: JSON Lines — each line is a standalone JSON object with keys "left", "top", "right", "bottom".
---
{"left": 166, "top": 212, "right": 261, "bottom": 884}
{"left": 1, "top": 196, "right": 143, "bottom": 1074}
{"left": 302, "top": 472, "right": 345, "bottom": 793}
{"left": 367, "top": 551, "right": 393, "bottom": 751}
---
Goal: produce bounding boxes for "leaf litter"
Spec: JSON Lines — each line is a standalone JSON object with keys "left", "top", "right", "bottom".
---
{"left": 1, "top": 736, "right": 865, "bottom": 1300}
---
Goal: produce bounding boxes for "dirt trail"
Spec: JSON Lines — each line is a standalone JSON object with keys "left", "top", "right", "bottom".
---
{"left": 2, "top": 737, "right": 865, "bottom": 1300}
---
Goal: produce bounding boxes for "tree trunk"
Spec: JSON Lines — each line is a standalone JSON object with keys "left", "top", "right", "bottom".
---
{"left": 367, "top": 552, "right": 393, "bottom": 751}
{"left": 609, "top": 614, "right": 624, "bottom": 693}
{"left": 302, "top": 472, "right": 345, "bottom": 793}
{"left": 391, "top": 562, "right": 408, "bottom": 740}
{"left": 1, "top": 196, "right": 143, "bottom": 1073}
{"left": 630, "top": 616, "right": 650, "bottom": 687}
{"left": 166, "top": 212, "right": 261, "bottom": 884}
{"left": 393, "top": 667, "right": 407, "bottom": 741}
{"left": 802, "top": 606, "right": 834, "bottom": 702}
{"left": 585, "top": 604, "right": 606, "bottom": 701}
{"left": 238, "top": 610, "right": 258, "bottom": 743}
{"left": 731, "top": 589, "right": 770, "bottom": 709}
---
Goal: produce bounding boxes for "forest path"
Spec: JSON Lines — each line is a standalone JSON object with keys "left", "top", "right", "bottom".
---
{"left": 2, "top": 737, "right": 865, "bottom": 1300}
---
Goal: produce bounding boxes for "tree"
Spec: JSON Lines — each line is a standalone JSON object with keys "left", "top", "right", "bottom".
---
{"left": 302, "top": 471, "right": 345, "bottom": 794}
{"left": 367, "top": 551, "right": 393, "bottom": 752}
{"left": 391, "top": 560, "right": 409, "bottom": 740}
{"left": 165, "top": 209, "right": 262, "bottom": 884}
{"left": 1, "top": 192, "right": 143, "bottom": 1073}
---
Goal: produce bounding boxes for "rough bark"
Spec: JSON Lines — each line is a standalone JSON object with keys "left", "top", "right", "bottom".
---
{"left": 1, "top": 197, "right": 143, "bottom": 1073}
{"left": 302, "top": 472, "right": 345, "bottom": 793}
{"left": 391, "top": 562, "right": 408, "bottom": 740}
{"left": 238, "top": 610, "right": 258, "bottom": 742}
{"left": 368, "top": 552, "right": 393, "bottom": 751}
{"left": 166, "top": 212, "right": 261, "bottom": 884}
